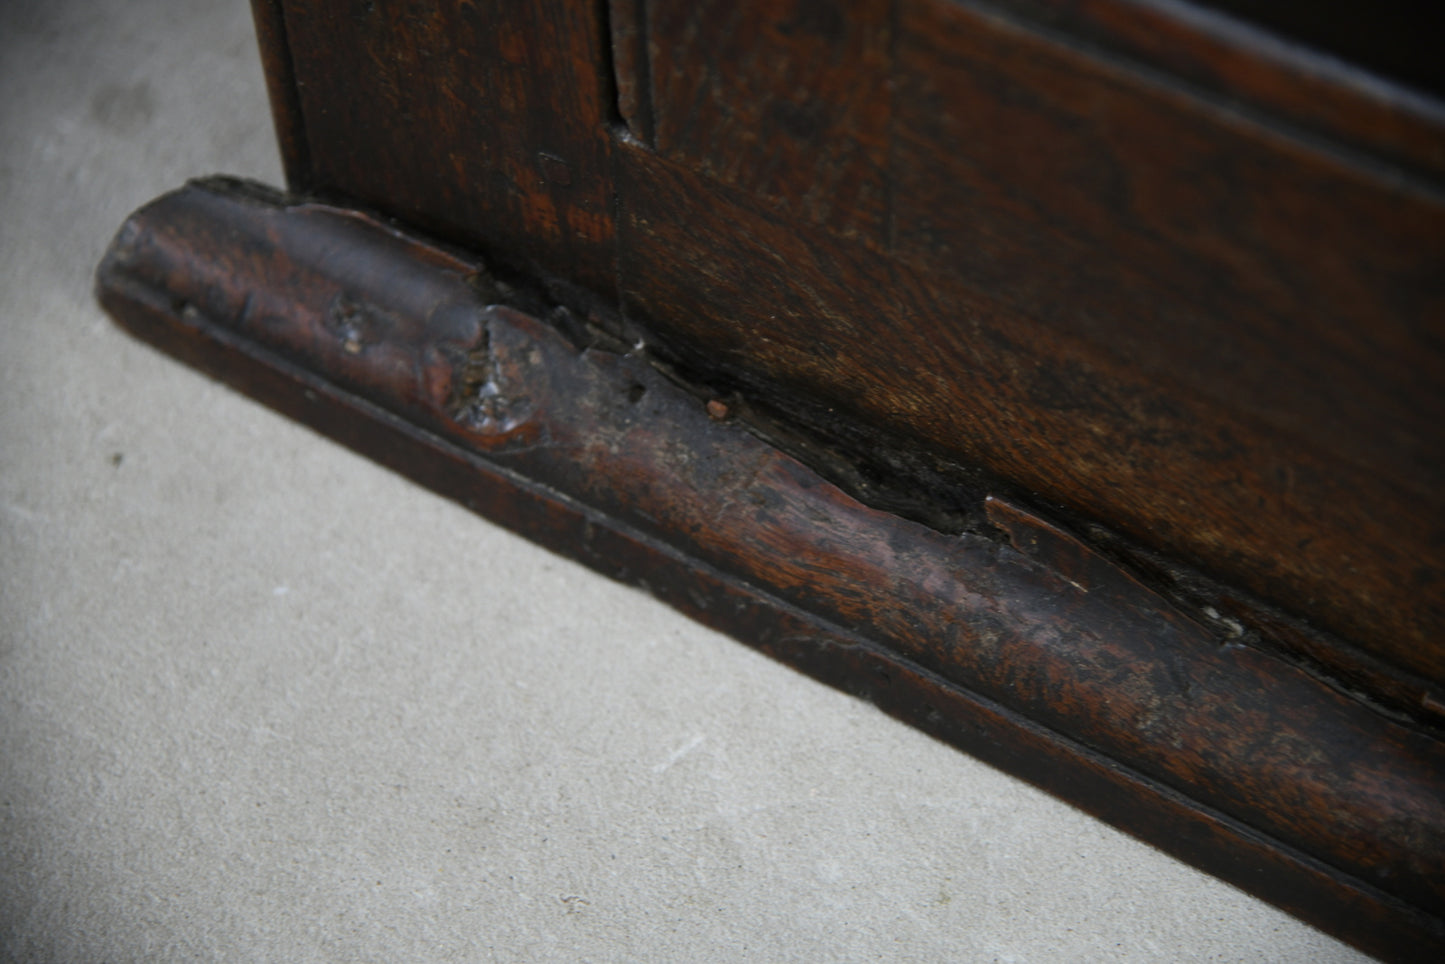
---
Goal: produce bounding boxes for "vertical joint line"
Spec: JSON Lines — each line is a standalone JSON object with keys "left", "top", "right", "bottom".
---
{"left": 635, "top": 0, "right": 656, "bottom": 147}
{"left": 607, "top": 0, "right": 656, "bottom": 147}
{"left": 250, "top": 0, "right": 315, "bottom": 192}
{"left": 884, "top": 0, "right": 898, "bottom": 254}
{"left": 597, "top": 0, "right": 624, "bottom": 129}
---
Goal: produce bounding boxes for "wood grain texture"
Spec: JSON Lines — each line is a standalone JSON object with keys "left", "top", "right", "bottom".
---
{"left": 248, "top": 0, "right": 311, "bottom": 189}
{"left": 607, "top": 0, "right": 653, "bottom": 144}
{"left": 279, "top": 0, "right": 617, "bottom": 297}
{"left": 95, "top": 179, "right": 1445, "bottom": 959}
{"left": 891, "top": 0, "right": 1445, "bottom": 678}
{"left": 222, "top": 2, "right": 1445, "bottom": 953}
{"left": 983, "top": 0, "right": 1445, "bottom": 182}
{"left": 616, "top": 142, "right": 1445, "bottom": 699}
{"left": 263, "top": 0, "right": 1445, "bottom": 689}
{"left": 645, "top": 0, "right": 892, "bottom": 242}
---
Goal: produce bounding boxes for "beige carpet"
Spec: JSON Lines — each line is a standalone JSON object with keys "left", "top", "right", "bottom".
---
{"left": 0, "top": 1, "right": 1371, "bottom": 960}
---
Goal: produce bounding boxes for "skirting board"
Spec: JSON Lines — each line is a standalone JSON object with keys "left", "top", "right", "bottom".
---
{"left": 97, "top": 177, "right": 1445, "bottom": 962}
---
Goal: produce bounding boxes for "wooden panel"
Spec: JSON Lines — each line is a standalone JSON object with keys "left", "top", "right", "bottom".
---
{"left": 616, "top": 140, "right": 1445, "bottom": 690}
{"left": 264, "top": 0, "right": 1445, "bottom": 683}
{"left": 265, "top": 0, "right": 1445, "bottom": 698}
{"left": 894, "top": 1, "right": 1445, "bottom": 490}
{"left": 607, "top": 0, "right": 653, "bottom": 144}
{"left": 987, "top": 0, "right": 1445, "bottom": 182}
{"left": 644, "top": 0, "right": 891, "bottom": 243}
{"left": 279, "top": 0, "right": 616, "bottom": 297}
{"left": 249, "top": 0, "right": 311, "bottom": 189}
{"left": 891, "top": 0, "right": 1445, "bottom": 674}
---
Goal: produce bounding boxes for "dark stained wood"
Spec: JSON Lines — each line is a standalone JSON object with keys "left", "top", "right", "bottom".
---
{"left": 279, "top": 0, "right": 617, "bottom": 298}
{"left": 890, "top": 0, "right": 1445, "bottom": 678}
{"left": 607, "top": 0, "right": 654, "bottom": 145}
{"left": 896, "top": 0, "right": 1445, "bottom": 495}
{"left": 101, "top": 1, "right": 1445, "bottom": 957}
{"left": 267, "top": 0, "right": 1445, "bottom": 694}
{"left": 96, "top": 179, "right": 1445, "bottom": 959}
{"left": 643, "top": 0, "right": 892, "bottom": 243}
{"left": 984, "top": 0, "right": 1445, "bottom": 182}
{"left": 248, "top": 0, "right": 311, "bottom": 190}
{"left": 1174, "top": 0, "right": 1445, "bottom": 103}
{"left": 615, "top": 142, "right": 1445, "bottom": 700}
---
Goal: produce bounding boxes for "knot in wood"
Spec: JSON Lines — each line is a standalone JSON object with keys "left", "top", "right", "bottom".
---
{"left": 451, "top": 321, "right": 540, "bottom": 438}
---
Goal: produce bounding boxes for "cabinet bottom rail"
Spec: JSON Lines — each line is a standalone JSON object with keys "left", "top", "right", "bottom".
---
{"left": 96, "top": 177, "right": 1445, "bottom": 962}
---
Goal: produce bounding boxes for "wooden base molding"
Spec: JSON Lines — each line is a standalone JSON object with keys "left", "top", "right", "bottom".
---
{"left": 98, "top": 178, "right": 1445, "bottom": 961}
